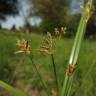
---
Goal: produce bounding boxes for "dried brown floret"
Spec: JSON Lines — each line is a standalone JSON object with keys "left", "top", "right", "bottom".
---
{"left": 67, "top": 64, "right": 75, "bottom": 76}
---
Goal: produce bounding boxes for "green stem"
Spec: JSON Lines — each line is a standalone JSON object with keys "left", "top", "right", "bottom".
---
{"left": 66, "top": 22, "right": 87, "bottom": 96}
{"left": 29, "top": 55, "right": 50, "bottom": 96}
{"left": 51, "top": 54, "right": 59, "bottom": 96}
{"left": 61, "top": 0, "right": 93, "bottom": 96}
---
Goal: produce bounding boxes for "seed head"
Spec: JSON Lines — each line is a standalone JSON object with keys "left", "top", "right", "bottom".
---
{"left": 39, "top": 32, "right": 55, "bottom": 55}
{"left": 15, "top": 39, "right": 31, "bottom": 55}
{"left": 67, "top": 64, "right": 75, "bottom": 76}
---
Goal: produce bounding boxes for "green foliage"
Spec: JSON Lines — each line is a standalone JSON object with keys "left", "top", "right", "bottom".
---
{"left": 0, "top": 80, "right": 27, "bottom": 96}
{"left": 31, "top": 0, "right": 69, "bottom": 32}
{"left": 0, "top": 1, "right": 95, "bottom": 95}
{"left": 0, "top": 32, "right": 96, "bottom": 96}
{"left": 0, "top": 35, "right": 16, "bottom": 83}
{"left": 0, "top": 0, "right": 19, "bottom": 20}
{"left": 39, "top": 21, "right": 60, "bottom": 33}
{"left": 66, "top": 14, "right": 81, "bottom": 35}
{"left": 61, "top": 0, "right": 93, "bottom": 96}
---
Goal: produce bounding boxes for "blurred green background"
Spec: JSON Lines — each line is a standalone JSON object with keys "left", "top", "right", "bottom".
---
{"left": 0, "top": 0, "right": 96, "bottom": 96}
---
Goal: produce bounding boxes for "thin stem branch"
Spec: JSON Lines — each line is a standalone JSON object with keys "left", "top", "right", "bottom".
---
{"left": 29, "top": 55, "right": 50, "bottom": 96}
{"left": 51, "top": 54, "right": 59, "bottom": 96}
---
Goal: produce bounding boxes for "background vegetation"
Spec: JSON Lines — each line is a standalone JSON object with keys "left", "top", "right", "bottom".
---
{"left": 0, "top": 0, "right": 96, "bottom": 96}
{"left": 0, "top": 31, "right": 96, "bottom": 96}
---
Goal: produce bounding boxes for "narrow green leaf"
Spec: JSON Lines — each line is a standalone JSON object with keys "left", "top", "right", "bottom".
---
{"left": 61, "top": 0, "right": 93, "bottom": 96}
{"left": 0, "top": 80, "right": 27, "bottom": 96}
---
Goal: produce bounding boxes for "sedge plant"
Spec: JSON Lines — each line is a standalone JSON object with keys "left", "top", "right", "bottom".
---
{"left": 15, "top": 38, "right": 51, "bottom": 96}
{"left": 0, "top": 0, "right": 93, "bottom": 96}
{"left": 61, "top": 0, "right": 93, "bottom": 96}
{"left": 39, "top": 32, "right": 59, "bottom": 96}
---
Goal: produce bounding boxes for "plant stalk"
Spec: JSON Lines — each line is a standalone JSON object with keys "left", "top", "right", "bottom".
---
{"left": 51, "top": 54, "right": 59, "bottom": 96}
{"left": 29, "top": 55, "right": 50, "bottom": 96}
{"left": 61, "top": 0, "right": 93, "bottom": 96}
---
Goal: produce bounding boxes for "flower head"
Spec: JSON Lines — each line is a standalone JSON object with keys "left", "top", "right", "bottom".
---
{"left": 15, "top": 39, "right": 31, "bottom": 55}
{"left": 55, "top": 27, "right": 66, "bottom": 39}
{"left": 67, "top": 64, "right": 75, "bottom": 76}
{"left": 80, "top": 0, "right": 93, "bottom": 22}
{"left": 39, "top": 32, "right": 55, "bottom": 55}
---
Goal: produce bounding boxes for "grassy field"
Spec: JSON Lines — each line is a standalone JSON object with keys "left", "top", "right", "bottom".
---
{"left": 0, "top": 32, "right": 96, "bottom": 96}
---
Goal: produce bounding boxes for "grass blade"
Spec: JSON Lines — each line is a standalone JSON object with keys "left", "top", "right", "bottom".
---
{"left": 0, "top": 80, "right": 27, "bottom": 96}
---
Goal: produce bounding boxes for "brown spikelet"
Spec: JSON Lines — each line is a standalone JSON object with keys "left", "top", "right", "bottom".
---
{"left": 67, "top": 64, "right": 75, "bottom": 76}
{"left": 39, "top": 32, "right": 55, "bottom": 55}
{"left": 15, "top": 39, "right": 31, "bottom": 55}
